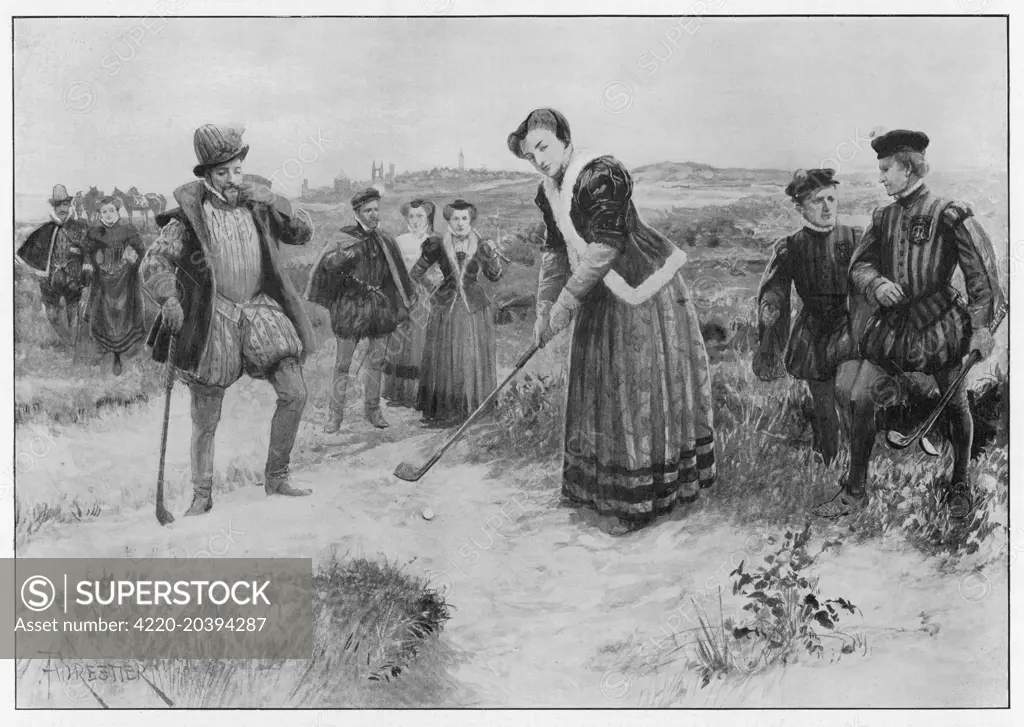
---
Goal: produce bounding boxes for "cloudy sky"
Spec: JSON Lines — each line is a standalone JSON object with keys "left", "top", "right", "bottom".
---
{"left": 14, "top": 15, "right": 1007, "bottom": 203}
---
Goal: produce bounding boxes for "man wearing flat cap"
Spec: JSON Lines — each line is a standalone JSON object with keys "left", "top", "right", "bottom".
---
{"left": 755, "top": 168, "right": 859, "bottom": 467}
{"left": 140, "top": 123, "right": 317, "bottom": 516}
{"left": 813, "top": 129, "right": 1005, "bottom": 518}
{"left": 16, "top": 184, "right": 91, "bottom": 342}
{"left": 306, "top": 186, "right": 416, "bottom": 431}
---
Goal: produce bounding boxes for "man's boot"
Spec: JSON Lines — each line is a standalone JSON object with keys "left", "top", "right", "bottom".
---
{"left": 266, "top": 358, "right": 312, "bottom": 497}
{"left": 184, "top": 479, "right": 214, "bottom": 517}
{"left": 364, "top": 365, "right": 388, "bottom": 428}
{"left": 937, "top": 366, "right": 975, "bottom": 519}
{"left": 325, "top": 376, "right": 346, "bottom": 434}
{"left": 365, "top": 405, "right": 390, "bottom": 429}
{"left": 265, "top": 476, "right": 312, "bottom": 497}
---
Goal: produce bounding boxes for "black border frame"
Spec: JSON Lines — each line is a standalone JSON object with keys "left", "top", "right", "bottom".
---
{"left": 8, "top": 11, "right": 1011, "bottom": 716}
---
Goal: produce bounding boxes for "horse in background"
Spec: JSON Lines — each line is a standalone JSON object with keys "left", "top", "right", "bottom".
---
{"left": 144, "top": 192, "right": 167, "bottom": 223}
{"left": 81, "top": 186, "right": 103, "bottom": 223}
{"left": 111, "top": 187, "right": 152, "bottom": 231}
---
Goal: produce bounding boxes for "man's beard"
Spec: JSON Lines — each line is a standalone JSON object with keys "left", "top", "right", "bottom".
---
{"left": 219, "top": 184, "right": 242, "bottom": 207}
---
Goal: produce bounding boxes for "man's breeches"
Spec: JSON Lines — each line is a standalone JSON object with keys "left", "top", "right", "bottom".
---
{"left": 182, "top": 293, "right": 303, "bottom": 389}
{"left": 184, "top": 295, "right": 307, "bottom": 490}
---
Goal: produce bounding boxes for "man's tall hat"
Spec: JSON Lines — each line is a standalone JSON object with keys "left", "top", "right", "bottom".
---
{"left": 48, "top": 184, "right": 73, "bottom": 206}
{"left": 193, "top": 124, "right": 250, "bottom": 177}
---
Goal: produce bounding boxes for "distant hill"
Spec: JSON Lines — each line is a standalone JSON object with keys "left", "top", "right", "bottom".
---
{"left": 631, "top": 161, "right": 790, "bottom": 187}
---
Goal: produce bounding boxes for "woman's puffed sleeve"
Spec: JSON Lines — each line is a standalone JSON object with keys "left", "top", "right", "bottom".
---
{"left": 575, "top": 157, "right": 631, "bottom": 251}
{"left": 554, "top": 157, "right": 628, "bottom": 306}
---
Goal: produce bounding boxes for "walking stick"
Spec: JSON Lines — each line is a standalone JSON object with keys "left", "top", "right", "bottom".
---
{"left": 71, "top": 286, "right": 90, "bottom": 365}
{"left": 886, "top": 305, "right": 1007, "bottom": 451}
{"left": 155, "top": 333, "right": 177, "bottom": 525}
{"left": 394, "top": 342, "right": 540, "bottom": 482}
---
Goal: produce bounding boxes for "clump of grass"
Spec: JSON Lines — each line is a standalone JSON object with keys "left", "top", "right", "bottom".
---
{"left": 15, "top": 494, "right": 104, "bottom": 540}
{"left": 467, "top": 371, "right": 564, "bottom": 461}
{"left": 134, "top": 555, "right": 456, "bottom": 707}
{"left": 851, "top": 446, "right": 1008, "bottom": 563}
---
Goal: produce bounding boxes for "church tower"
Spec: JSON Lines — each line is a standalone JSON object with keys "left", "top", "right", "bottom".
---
{"left": 459, "top": 148, "right": 464, "bottom": 171}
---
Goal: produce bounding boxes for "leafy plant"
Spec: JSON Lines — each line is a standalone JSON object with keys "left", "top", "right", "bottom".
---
{"left": 692, "top": 524, "right": 862, "bottom": 687}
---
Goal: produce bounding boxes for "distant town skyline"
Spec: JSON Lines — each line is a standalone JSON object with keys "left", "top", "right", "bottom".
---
{"left": 15, "top": 15, "right": 1007, "bottom": 202}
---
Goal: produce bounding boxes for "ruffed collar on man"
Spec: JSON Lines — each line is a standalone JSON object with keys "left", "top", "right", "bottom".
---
{"left": 802, "top": 219, "right": 837, "bottom": 234}
{"left": 895, "top": 179, "right": 926, "bottom": 204}
{"left": 48, "top": 205, "right": 78, "bottom": 226}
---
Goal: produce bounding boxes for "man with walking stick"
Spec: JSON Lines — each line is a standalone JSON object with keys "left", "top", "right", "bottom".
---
{"left": 141, "top": 123, "right": 317, "bottom": 518}
{"left": 813, "top": 129, "right": 1006, "bottom": 518}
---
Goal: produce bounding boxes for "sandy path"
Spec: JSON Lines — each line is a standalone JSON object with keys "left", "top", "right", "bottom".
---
{"left": 16, "top": 385, "right": 1009, "bottom": 707}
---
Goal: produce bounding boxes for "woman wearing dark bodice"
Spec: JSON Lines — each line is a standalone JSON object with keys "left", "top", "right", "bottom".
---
{"left": 411, "top": 199, "right": 503, "bottom": 424}
{"left": 509, "top": 108, "right": 716, "bottom": 535}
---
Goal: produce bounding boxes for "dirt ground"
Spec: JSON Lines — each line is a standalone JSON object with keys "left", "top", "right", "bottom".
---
{"left": 14, "top": 374, "right": 1009, "bottom": 707}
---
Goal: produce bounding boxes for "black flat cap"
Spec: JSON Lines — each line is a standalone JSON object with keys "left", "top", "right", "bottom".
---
{"left": 785, "top": 168, "right": 838, "bottom": 200}
{"left": 350, "top": 187, "right": 381, "bottom": 210}
{"left": 870, "top": 129, "right": 929, "bottom": 159}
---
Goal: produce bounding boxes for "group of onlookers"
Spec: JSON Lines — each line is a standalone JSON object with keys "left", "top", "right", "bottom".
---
{"left": 17, "top": 185, "right": 148, "bottom": 376}
{"left": 306, "top": 187, "right": 504, "bottom": 430}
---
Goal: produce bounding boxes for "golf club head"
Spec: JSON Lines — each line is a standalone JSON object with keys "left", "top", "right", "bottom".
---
{"left": 393, "top": 462, "right": 422, "bottom": 482}
{"left": 885, "top": 429, "right": 913, "bottom": 450}
{"left": 919, "top": 435, "right": 941, "bottom": 457}
{"left": 156, "top": 506, "right": 175, "bottom": 526}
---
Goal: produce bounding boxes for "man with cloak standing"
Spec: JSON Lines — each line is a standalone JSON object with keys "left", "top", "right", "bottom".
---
{"left": 306, "top": 187, "right": 416, "bottom": 431}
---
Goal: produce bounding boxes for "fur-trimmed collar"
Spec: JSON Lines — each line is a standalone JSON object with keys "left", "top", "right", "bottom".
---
{"left": 541, "top": 148, "right": 688, "bottom": 307}
{"left": 441, "top": 226, "right": 481, "bottom": 312}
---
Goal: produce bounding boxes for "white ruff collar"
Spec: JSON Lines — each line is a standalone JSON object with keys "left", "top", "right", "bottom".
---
{"left": 802, "top": 218, "right": 837, "bottom": 233}
{"left": 894, "top": 178, "right": 924, "bottom": 199}
{"left": 203, "top": 180, "right": 229, "bottom": 204}
{"left": 48, "top": 205, "right": 77, "bottom": 225}
{"left": 541, "top": 148, "right": 687, "bottom": 307}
